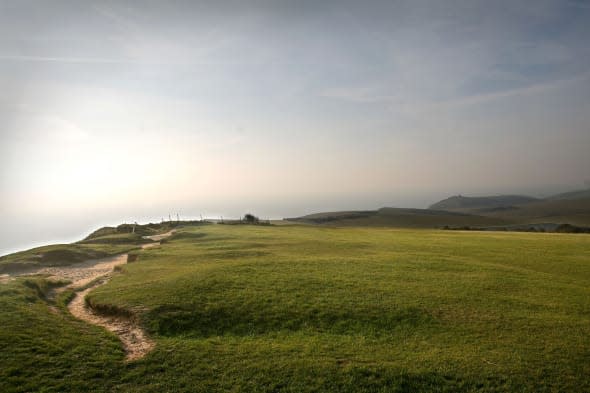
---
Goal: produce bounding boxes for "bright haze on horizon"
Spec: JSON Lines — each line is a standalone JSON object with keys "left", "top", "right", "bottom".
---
{"left": 1, "top": 0, "right": 590, "bottom": 255}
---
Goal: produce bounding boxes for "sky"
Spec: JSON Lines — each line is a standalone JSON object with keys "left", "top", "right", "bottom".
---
{"left": 1, "top": 0, "right": 590, "bottom": 255}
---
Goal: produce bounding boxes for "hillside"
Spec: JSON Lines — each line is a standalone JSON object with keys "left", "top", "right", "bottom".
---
{"left": 428, "top": 189, "right": 590, "bottom": 226}
{"left": 83, "top": 222, "right": 180, "bottom": 240}
{"left": 286, "top": 207, "right": 510, "bottom": 228}
{"left": 284, "top": 188, "right": 590, "bottom": 230}
{"left": 546, "top": 188, "right": 590, "bottom": 200}
{"left": 0, "top": 221, "right": 207, "bottom": 274}
{"left": 428, "top": 195, "right": 538, "bottom": 211}
{"left": 2, "top": 225, "right": 589, "bottom": 392}
{"left": 0, "top": 243, "right": 136, "bottom": 274}
{"left": 473, "top": 197, "right": 590, "bottom": 226}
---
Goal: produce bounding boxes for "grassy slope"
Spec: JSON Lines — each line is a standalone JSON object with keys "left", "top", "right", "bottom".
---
{"left": 0, "top": 222, "right": 188, "bottom": 273}
{"left": 480, "top": 197, "right": 590, "bottom": 226}
{"left": 547, "top": 188, "right": 590, "bottom": 200}
{"left": 288, "top": 208, "right": 510, "bottom": 228}
{"left": 0, "top": 243, "right": 137, "bottom": 274}
{"left": 428, "top": 195, "right": 539, "bottom": 211}
{"left": 368, "top": 208, "right": 509, "bottom": 227}
{"left": 78, "top": 232, "right": 151, "bottom": 245}
{"left": 426, "top": 195, "right": 590, "bottom": 227}
{"left": 2, "top": 225, "right": 586, "bottom": 392}
{"left": 83, "top": 222, "right": 180, "bottom": 240}
{"left": 96, "top": 226, "right": 590, "bottom": 392}
{"left": 0, "top": 277, "right": 125, "bottom": 392}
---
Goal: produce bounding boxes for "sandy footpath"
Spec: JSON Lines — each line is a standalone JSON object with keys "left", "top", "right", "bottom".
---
{"left": 67, "top": 271, "right": 155, "bottom": 361}
{"left": 40, "top": 254, "right": 129, "bottom": 287}
{"left": 65, "top": 230, "right": 174, "bottom": 360}
{"left": 5, "top": 230, "right": 174, "bottom": 361}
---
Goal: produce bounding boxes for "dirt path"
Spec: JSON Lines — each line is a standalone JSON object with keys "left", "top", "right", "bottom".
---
{"left": 63, "top": 231, "right": 174, "bottom": 360}
{"left": 67, "top": 275, "right": 155, "bottom": 361}
{"left": 143, "top": 231, "right": 175, "bottom": 242}
{"left": 1, "top": 230, "right": 174, "bottom": 360}
{"left": 57, "top": 230, "right": 173, "bottom": 361}
{"left": 64, "top": 251, "right": 153, "bottom": 361}
{"left": 40, "top": 254, "right": 130, "bottom": 288}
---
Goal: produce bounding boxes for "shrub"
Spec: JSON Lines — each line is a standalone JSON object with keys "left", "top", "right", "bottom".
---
{"left": 243, "top": 213, "right": 259, "bottom": 224}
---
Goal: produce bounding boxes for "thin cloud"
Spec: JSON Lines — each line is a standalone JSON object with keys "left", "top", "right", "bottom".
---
{"left": 0, "top": 54, "right": 138, "bottom": 64}
{"left": 319, "top": 86, "right": 394, "bottom": 103}
{"left": 320, "top": 71, "right": 590, "bottom": 110}
{"left": 439, "top": 72, "right": 590, "bottom": 109}
{"left": 89, "top": 3, "right": 143, "bottom": 36}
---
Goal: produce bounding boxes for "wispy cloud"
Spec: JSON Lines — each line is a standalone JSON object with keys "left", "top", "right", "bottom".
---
{"left": 0, "top": 54, "right": 137, "bottom": 64}
{"left": 319, "top": 86, "right": 395, "bottom": 103}
{"left": 89, "top": 3, "right": 143, "bottom": 37}
{"left": 319, "top": 71, "right": 590, "bottom": 115}
{"left": 439, "top": 72, "right": 590, "bottom": 108}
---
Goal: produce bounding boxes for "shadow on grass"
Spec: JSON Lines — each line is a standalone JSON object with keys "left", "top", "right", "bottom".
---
{"left": 326, "top": 368, "right": 509, "bottom": 393}
{"left": 171, "top": 232, "right": 208, "bottom": 240}
{"left": 147, "top": 304, "right": 436, "bottom": 338}
{"left": 205, "top": 250, "right": 271, "bottom": 259}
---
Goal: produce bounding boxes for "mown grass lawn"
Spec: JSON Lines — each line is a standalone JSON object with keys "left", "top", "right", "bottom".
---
{"left": 2, "top": 225, "right": 589, "bottom": 392}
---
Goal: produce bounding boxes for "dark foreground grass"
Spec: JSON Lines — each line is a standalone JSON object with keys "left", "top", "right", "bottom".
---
{"left": 1, "top": 225, "right": 589, "bottom": 392}
{"left": 0, "top": 277, "right": 124, "bottom": 392}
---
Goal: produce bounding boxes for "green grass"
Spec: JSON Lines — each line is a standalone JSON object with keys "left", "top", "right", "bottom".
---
{"left": 0, "top": 277, "right": 125, "bottom": 392}
{"left": 78, "top": 232, "right": 151, "bottom": 245}
{"left": 0, "top": 221, "right": 198, "bottom": 273}
{"left": 2, "top": 225, "right": 590, "bottom": 392}
{"left": 83, "top": 221, "right": 207, "bottom": 241}
{"left": 483, "top": 197, "right": 590, "bottom": 226}
{"left": 429, "top": 195, "right": 590, "bottom": 226}
{"left": 288, "top": 207, "right": 510, "bottom": 228}
{"left": 0, "top": 243, "right": 138, "bottom": 274}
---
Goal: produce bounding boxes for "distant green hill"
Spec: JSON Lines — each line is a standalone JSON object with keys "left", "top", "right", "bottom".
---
{"left": 546, "top": 188, "right": 590, "bottom": 200}
{"left": 287, "top": 188, "right": 590, "bottom": 229}
{"left": 428, "top": 195, "right": 538, "bottom": 211}
{"left": 286, "top": 207, "right": 510, "bottom": 228}
{"left": 428, "top": 189, "right": 590, "bottom": 226}
{"left": 472, "top": 197, "right": 590, "bottom": 226}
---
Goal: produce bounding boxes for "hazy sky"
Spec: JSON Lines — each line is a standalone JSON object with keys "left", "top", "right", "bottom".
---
{"left": 1, "top": 0, "right": 590, "bottom": 254}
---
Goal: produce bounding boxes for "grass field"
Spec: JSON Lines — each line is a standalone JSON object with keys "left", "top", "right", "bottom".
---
{"left": 1, "top": 225, "right": 589, "bottom": 392}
